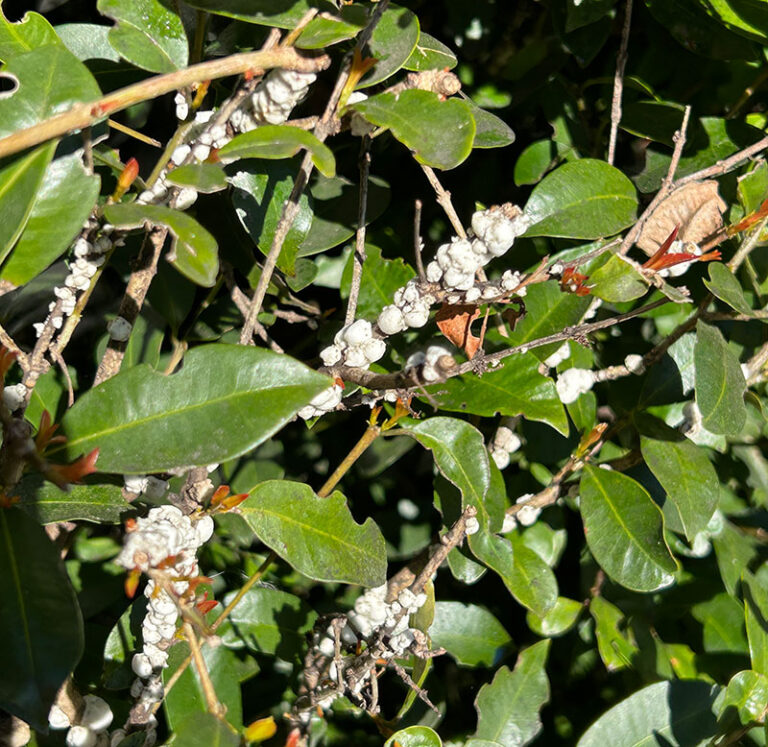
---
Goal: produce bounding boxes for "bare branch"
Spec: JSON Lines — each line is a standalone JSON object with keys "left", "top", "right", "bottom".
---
{"left": 607, "top": 0, "right": 633, "bottom": 165}
{"left": 345, "top": 136, "right": 372, "bottom": 325}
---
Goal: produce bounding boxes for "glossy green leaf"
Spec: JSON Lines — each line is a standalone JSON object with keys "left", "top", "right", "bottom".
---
{"left": 694, "top": 321, "right": 747, "bottom": 436}
{"left": 588, "top": 254, "right": 649, "bottom": 302}
{"left": 527, "top": 596, "right": 582, "bottom": 637}
{"left": 744, "top": 571, "right": 768, "bottom": 676}
{"left": 514, "top": 139, "right": 574, "bottom": 187}
{"left": 297, "top": 173, "right": 389, "bottom": 256}
{"left": 103, "top": 203, "right": 219, "bottom": 287}
{"left": 54, "top": 23, "right": 121, "bottom": 62}
{"left": 163, "top": 642, "right": 243, "bottom": 730}
{"left": 403, "top": 31, "right": 457, "bottom": 71}
{"left": 718, "top": 670, "right": 768, "bottom": 724}
{"left": 219, "top": 586, "right": 316, "bottom": 659}
{"left": 505, "top": 281, "right": 593, "bottom": 361}
{"left": 166, "top": 163, "right": 227, "bottom": 194}
{"left": 103, "top": 600, "right": 144, "bottom": 689}
{"left": 0, "top": 142, "right": 55, "bottom": 267}
{"left": 0, "top": 8, "right": 60, "bottom": 61}
{"left": 700, "top": 0, "right": 768, "bottom": 43}
{"left": 692, "top": 593, "right": 748, "bottom": 653}
{"left": 620, "top": 100, "right": 691, "bottom": 147}
{"left": 295, "top": 5, "right": 367, "bottom": 49}
{"left": 219, "top": 125, "right": 336, "bottom": 178}
{"left": 97, "top": 0, "right": 187, "bottom": 73}
{"left": 340, "top": 244, "right": 416, "bottom": 319}
{"left": 704, "top": 262, "right": 754, "bottom": 315}
{"left": 424, "top": 352, "right": 568, "bottom": 436}
{"left": 182, "top": 0, "right": 335, "bottom": 29}
{"left": 384, "top": 726, "right": 442, "bottom": 747}
{"left": 0, "top": 45, "right": 101, "bottom": 138}
{"left": 590, "top": 596, "right": 639, "bottom": 671}
{"left": 240, "top": 480, "right": 387, "bottom": 586}
{"left": 577, "top": 680, "right": 720, "bottom": 746}
{"left": 472, "top": 640, "right": 551, "bottom": 746}
{"left": 645, "top": 0, "right": 759, "bottom": 59}
{"left": 469, "top": 101, "right": 516, "bottom": 149}
{"left": 0, "top": 508, "right": 83, "bottom": 731}
{"left": 358, "top": 4, "right": 419, "bottom": 88}
{"left": 1, "top": 151, "right": 100, "bottom": 285}
{"left": 737, "top": 160, "right": 768, "bottom": 213}
{"left": 524, "top": 159, "right": 638, "bottom": 239}
{"left": 429, "top": 601, "right": 512, "bottom": 667}
{"left": 634, "top": 117, "right": 763, "bottom": 193}
{"left": 713, "top": 518, "right": 756, "bottom": 596}
{"left": 15, "top": 476, "right": 126, "bottom": 524}
{"left": 640, "top": 427, "right": 719, "bottom": 540}
{"left": 56, "top": 345, "right": 330, "bottom": 473}
{"left": 352, "top": 90, "right": 476, "bottom": 170}
{"left": 227, "top": 160, "right": 312, "bottom": 276}
{"left": 580, "top": 465, "right": 677, "bottom": 592}
{"left": 170, "top": 712, "right": 239, "bottom": 747}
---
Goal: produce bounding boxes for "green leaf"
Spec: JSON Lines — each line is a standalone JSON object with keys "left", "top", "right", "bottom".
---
{"left": 620, "top": 100, "right": 691, "bottom": 147}
{"left": 744, "top": 571, "right": 768, "bottom": 676}
{"left": 103, "top": 203, "right": 219, "bottom": 287}
{"left": 590, "top": 596, "right": 639, "bottom": 671}
{"left": 429, "top": 601, "right": 512, "bottom": 667}
{"left": 1, "top": 151, "right": 100, "bottom": 285}
{"left": 505, "top": 281, "right": 592, "bottom": 361}
{"left": 240, "top": 480, "right": 387, "bottom": 586}
{"left": 639, "top": 425, "right": 719, "bottom": 540}
{"left": 0, "top": 142, "right": 55, "bottom": 267}
{"left": 170, "top": 712, "right": 239, "bottom": 747}
{"left": 163, "top": 642, "right": 243, "bottom": 730}
{"left": 700, "top": 0, "right": 768, "bottom": 43}
{"left": 514, "top": 139, "right": 574, "bottom": 187}
{"left": 15, "top": 476, "right": 126, "bottom": 524}
{"left": 524, "top": 159, "right": 637, "bottom": 239}
{"left": 295, "top": 5, "right": 367, "bottom": 49}
{"left": 580, "top": 465, "right": 677, "bottom": 592}
{"left": 694, "top": 321, "right": 747, "bottom": 436}
{"left": 358, "top": 4, "right": 419, "bottom": 88}
{"left": 219, "top": 586, "right": 316, "bottom": 659}
{"left": 526, "top": 596, "right": 582, "bottom": 638}
{"left": 566, "top": 0, "right": 616, "bottom": 32}
{"left": 352, "top": 90, "right": 476, "bottom": 170}
{"left": 166, "top": 163, "right": 228, "bottom": 194}
{"left": 219, "top": 125, "right": 336, "bottom": 178}
{"left": 713, "top": 518, "right": 756, "bottom": 596}
{"left": 227, "top": 160, "right": 313, "bottom": 276}
{"left": 469, "top": 102, "right": 516, "bottom": 150}
{"left": 0, "top": 45, "right": 101, "bottom": 138}
{"left": 340, "top": 244, "right": 416, "bottom": 318}
{"left": 183, "top": 0, "right": 335, "bottom": 29}
{"left": 0, "top": 7, "right": 60, "bottom": 61}
{"left": 718, "top": 670, "right": 768, "bottom": 724}
{"left": 645, "top": 0, "right": 759, "bottom": 59}
{"left": 103, "top": 600, "right": 143, "bottom": 689}
{"left": 737, "top": 160, "right": 768, "bottom": 213}
{"left": 577, "top": 680, "right": 720, "bottom": 746}
{"left": 692, "top": 593, "right": 748, "bottom": 653}
{"left": 424, "top": 351, "right": 569, "bottom": 436}
{"left": 0, "top": 508, "right": 83, "bottom": 731}
{"left": 97, "top": 0, "right": 188, "bottom": 73}
{"left": 298, "top": 173, "right": 390, "bottom": 256}
{"left": 704, "top": 262, "right": 754, "bottom": 315}
{"left": 384, "top": 726, "right": 442, "bottom": 747}
{"left": 472, "top": 640, "right": 551, "bottom": 746}
{"left": 54, "top": 23, "right": 121, "bottom": 62}
{"left": 588, "top": 254, "right": 649, "bottom": 303}
{"left": 56, "top": 345, "right": 330, "bottom": 473}
{"left": 403, "top": 31, "right": 457, "bottom": 71}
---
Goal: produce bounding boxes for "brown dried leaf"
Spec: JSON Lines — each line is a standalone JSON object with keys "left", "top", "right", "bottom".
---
{"left": 636, "top": 181, "right": 726, "bottom": 254}
{"left": 436, "top": 303, "right": 481, "bottom": 359}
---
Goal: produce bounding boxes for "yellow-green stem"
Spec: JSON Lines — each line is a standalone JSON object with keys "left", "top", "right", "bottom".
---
{"left": 317, "top": 423, "right": 381, "bottom": 498}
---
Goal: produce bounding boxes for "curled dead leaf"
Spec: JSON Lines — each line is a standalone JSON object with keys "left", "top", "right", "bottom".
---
{"left": 636, "top": 181, "right": 726, "bottom": 254}
{"left": 436, "top": 303, "right": 481, "bottom": 359}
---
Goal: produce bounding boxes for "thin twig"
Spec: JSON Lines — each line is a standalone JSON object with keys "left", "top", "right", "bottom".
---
{"left": 607, "top": 0, "right": 633, "bottom": 165}
{"left": 420, "top": 164, "right": 466, "bottom": 238}
{"left": 317, "top": 421, "right": 380, "bottom": 498}
{"left": 619, "top": 106, "right": 691, "bottom": 255}
{"left": 345, "top": 135, "right": 372, "bottom": 326}
{"left": 182, "top": 620, "right": 225, "bottom": 718}
{"left": 0, "top": 47, "right": 330, "bottom": 160}
{"left": 94, "top": 227, "right": 167, "bottom": 386}
{"left": 728, "top": 213, "right": 768, "bottom": 272}
{"left": 0, "top": 323, "right": 27, "bottom": 370}
{"left": 413, "top": 199, "right": 426, "bottom": 281}
{"left": 676, "top": 134, "right": 768, "bottom": 187}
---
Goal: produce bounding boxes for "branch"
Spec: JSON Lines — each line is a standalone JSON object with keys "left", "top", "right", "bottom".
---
{"left": 607, "top": 0, "right": 633, "bottom": 165}
{"left": 0, "top": 47, "right": 330, "bottom": 160}
{"left": 420, "top": 164, "right": 466, "bottom": 239}
{"left": 345, "top": 135, "right": 372, "bottom": 325}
